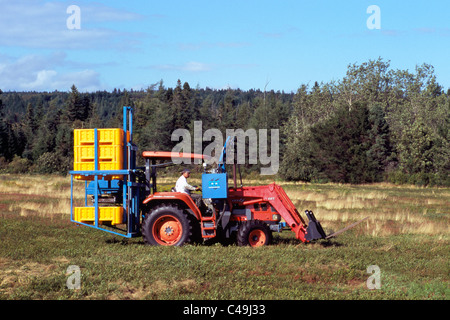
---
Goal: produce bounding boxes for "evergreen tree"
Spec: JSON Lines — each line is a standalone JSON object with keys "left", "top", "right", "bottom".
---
{"left": 0, "top": 91, "right": 14, "bottom": 161}
{"left": 66, "top": 85, "right": 83, "bottom": 122}
{"left": 366, "top": 104, "right": 394, "bottom": 180}
{"left": 0, "top": 121, "right": 13, "bottom": 161}
{"left": 309, "top": 103, "right": 375, "bottom": 183}
{"left": 171, "top": 80, "right": 191, "bottom": 129}
{"left": 25, "top": 103, "right": 37, "bottom": 134}
{"left": 66, "top": 85, "right": 91, "bottom": 122}
{"left": 218, "top": 89, "right": 237, "bottom": 132}
{"left": 198, "top": 94, "right": 216, "bottom": 129}
{"left": 139, "top": 98, "right": 174, "bottom": 151}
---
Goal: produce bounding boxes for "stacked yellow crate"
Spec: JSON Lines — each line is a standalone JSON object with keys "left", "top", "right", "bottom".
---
{"left": 73, "top": 128, "right": 126, "bottom": 225}
{"left": 73, "top": 128, "right": 125, "bottom": 180}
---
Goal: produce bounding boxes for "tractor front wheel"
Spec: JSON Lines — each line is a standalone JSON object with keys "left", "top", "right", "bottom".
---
{"left": 237, "top": 220, "right": 272, "bottom": 247}
{"left": 142, "top": 204, "right": 192, "bottom": 246}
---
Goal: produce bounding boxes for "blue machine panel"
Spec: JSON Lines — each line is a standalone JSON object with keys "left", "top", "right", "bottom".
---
{"left": 86, "top": 179, "right": 121, "bottom": 195}
{"left": 202, "top": 173, "right": 228, "bottom": 199}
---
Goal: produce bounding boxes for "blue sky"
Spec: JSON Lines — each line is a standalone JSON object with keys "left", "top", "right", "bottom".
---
{"left": 0, "top": 0, "right": 449, "bottom": 92}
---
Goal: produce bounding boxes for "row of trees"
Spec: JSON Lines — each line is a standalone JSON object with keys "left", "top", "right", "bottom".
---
{"left": 0, "top": 58, "right": 448, "bottom": 185}
{"left": 281, "top": 59, "right": 449, "bottom": 185}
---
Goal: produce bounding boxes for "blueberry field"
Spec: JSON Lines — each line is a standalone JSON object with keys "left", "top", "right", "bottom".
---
{"left": 0, "top": 174, "right": 448, "bottom": 300}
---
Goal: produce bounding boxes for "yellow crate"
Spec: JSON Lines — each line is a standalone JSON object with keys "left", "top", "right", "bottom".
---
{"left": 74, "top": 145, "right": 124, "bottom": 168}
{"left": 74, "top": 128, "right": 125, "bottom": 146}
{"left": 73, "top": 206, "right": 124, "bottom": 225}
{"left": 73, "top": 128, "right": 127, "bottom": 180}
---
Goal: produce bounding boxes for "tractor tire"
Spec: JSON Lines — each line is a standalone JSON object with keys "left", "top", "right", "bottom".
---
{"left": 237, "top": 220, "right": 272, "bottom": 247}
{"left": 187, "top": 214, "right": 203, "bottom": 245}
{"left": 142, "top": 204, "right": 192, "bottom": 246}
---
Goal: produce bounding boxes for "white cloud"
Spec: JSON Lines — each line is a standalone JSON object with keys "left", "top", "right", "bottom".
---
{"left": 25, "top": 70, "right": 58, "bottom": 90}
{"left": 183, "top": 62, "right": 212, "bottom": 72}
{"left": 0, "top": 1, "right": 147, "bottom": 91}
{"left": 53, "top": 69, "right": 101, "bottom": 92}
{"left": 0, "top": 52, "right": 102, "bottom": 91}
{"left": 0, "top": 0, "right": 145, "bottom": 50}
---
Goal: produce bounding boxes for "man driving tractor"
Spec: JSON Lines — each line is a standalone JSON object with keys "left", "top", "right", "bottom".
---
{"left": 175, "top": 168, "right": 202, "bottom": 207}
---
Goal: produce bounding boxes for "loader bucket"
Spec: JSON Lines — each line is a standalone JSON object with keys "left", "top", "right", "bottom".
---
{"left": 304, "top": 210, "right": 327, "bottom": 241}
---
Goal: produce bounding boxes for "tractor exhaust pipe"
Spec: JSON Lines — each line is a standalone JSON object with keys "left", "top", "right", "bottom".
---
{"left": 304, "top": 210, "right": 327, "bottom": 241}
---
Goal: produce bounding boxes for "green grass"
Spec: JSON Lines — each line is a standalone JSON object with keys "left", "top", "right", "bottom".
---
{"left": 0, "top": 174, "right": 448, "bottom": 300}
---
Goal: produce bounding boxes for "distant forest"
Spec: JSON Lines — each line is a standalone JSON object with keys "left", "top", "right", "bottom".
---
{"left": 0, "top": 58, "right": 448, "bottom": 186}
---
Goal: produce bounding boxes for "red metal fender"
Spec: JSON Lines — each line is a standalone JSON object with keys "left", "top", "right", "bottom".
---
{"left": 142, "top": 192, "right": 202, "bottom": 221}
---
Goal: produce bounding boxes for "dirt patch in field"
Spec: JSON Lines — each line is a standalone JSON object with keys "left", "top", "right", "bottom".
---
{"left": 0, "top": 258, "right": 60, "bottom": 295}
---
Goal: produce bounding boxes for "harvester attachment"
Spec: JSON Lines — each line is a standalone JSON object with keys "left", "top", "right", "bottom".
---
{"left": 304, "top": 210, "right": 327, "bottom": 241}
{"left": 305, "top": 211, "right": 369, "bottom": 241}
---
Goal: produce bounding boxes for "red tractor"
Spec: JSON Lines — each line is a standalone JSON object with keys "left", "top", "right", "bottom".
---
{"left": 70, "top": 107, "right": 364, "bottom": 247}
{"left": 140, "top": 137, "right": 328, "bottom": 247}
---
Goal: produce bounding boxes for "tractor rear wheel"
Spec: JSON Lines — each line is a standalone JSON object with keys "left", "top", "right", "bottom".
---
{"left": 237, "top": 220, "right": 272, "bottom": 247}
{"left": 142, "top": 204, "right": 192, "bottom": 246}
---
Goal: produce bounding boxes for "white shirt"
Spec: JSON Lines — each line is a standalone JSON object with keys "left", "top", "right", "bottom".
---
{"left": 175, "top": 175, "right": 196, "bottom": 194}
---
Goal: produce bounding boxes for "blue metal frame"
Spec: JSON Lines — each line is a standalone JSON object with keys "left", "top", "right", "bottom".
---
{"left": 217, "top": 136, "right": 232, "bottom": 173}
{"left": 69, "top": 106, "right": 142, "bottom": 238}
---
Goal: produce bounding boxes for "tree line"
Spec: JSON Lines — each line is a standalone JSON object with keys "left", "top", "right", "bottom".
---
{"left": 0, "top": 58, "right": 448, "bottom": 186}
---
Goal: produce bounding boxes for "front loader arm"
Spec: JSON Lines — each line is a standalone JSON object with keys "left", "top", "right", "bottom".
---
{"left": 230, "top": 183, "right": 314, "bottom": 242}
{"left": 263, "top": 184, "right": 309, "bottom": 242}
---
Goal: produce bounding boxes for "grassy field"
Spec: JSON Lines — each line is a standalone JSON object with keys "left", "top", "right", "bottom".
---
{"left": 0, "top": 174, "right": 448, "bottom": 300}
